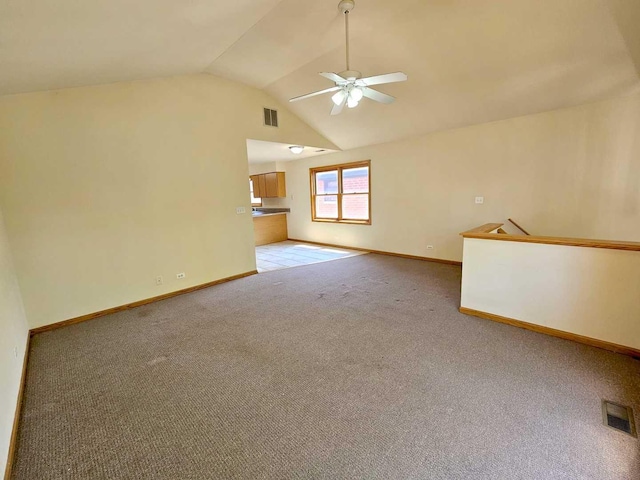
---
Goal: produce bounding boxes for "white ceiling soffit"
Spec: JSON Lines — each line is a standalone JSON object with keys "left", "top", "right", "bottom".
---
{"left": 246, "top": 139, "right": 338, "bottom": 164}
{"left": 0, "top": 0, "right": 282, "bottom": 95}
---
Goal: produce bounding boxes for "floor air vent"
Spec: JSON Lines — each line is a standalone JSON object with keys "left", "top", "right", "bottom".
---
{"left": 602, "top": 400, "right": 637, "bottom": 437}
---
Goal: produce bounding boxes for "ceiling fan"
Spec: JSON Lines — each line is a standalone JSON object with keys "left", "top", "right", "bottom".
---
{"left": 289, "top": 0, "right": 408, "bottom": 115}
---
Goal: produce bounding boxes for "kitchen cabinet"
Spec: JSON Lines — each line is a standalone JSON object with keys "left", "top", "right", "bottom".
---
{"left": 258, "top": 175, "right": 267, "bottom": 198}
{"left": 250, "top": 172, "right": 286, "bottom": 198}
{"left": 253, "top": 213, "right": 288, "bottom": 245}
{"left": 250, "top": 174, "right": 267, "bottom": 198}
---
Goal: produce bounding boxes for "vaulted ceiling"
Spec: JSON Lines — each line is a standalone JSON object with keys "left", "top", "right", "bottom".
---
{"left": 2, "top": 0, "right": 639, "bottom": 150}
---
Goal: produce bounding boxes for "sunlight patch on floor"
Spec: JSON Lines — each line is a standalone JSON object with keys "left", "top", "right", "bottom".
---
{"left": 256, "top": 241, "right": 366, "bottom": 272}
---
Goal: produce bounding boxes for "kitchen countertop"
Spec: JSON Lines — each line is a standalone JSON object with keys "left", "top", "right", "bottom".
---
{"left": 252, "top": 208, "right": 290, "bottom": 218}
{"left": 252, "top": 211, "right": 287, "bottom": 217}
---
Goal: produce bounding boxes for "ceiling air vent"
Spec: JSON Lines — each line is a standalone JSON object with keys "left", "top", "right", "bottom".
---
{"left": 602, "top": 400, "right": 637, "bottom": 437}
{"left": 264, "top": 108, "right": 278, "bottom": 127}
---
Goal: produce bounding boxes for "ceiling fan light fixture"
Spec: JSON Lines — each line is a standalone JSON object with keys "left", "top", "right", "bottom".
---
{"left": 350, "top": 87, "right": 364, "bottom": 102}
{"left": 287, "top": 0, "right": 407, "bottom": 115}
{"left": 289, "top": 145, "right": 305, "bottom": 154}
{"left": 331, "top": 90, "right": 346, "bottom": 105}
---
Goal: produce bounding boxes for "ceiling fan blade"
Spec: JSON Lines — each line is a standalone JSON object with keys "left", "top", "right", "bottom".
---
{"left": 358, "top": 72, "right": 408, "bottom": 87}
{"left": 362, "top": 87, "right": 395, "bottom": 104}
{"left": 330, "top": 97, "right": 347, "bottom": 116}
{"left": 320, "top": 72, "right": 348, "bottom": 84}
{"left": 289, "top": 86, "right": 341, "bottom": 103}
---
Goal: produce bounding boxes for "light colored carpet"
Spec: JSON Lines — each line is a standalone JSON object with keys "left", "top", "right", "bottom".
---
{"left": 13, "top": 254, "right": 640, "bottom": 479}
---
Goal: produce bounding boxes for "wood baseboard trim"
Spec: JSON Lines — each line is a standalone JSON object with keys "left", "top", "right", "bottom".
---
{"left": 287, "top": 238, "right": 462, "bottom": 266}
{"left": 4, "top": 334, "right": 30, "bottom": 480}
{"left": 29, "top": 270, "right": 258, "bottom": 336}
{"left": 459, "top": 307, "right": 640, "bottom": 359}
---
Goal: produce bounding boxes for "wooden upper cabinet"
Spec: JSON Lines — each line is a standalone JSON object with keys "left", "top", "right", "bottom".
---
{"left": 258, "top": 175, "right": 267, "bottom": 197}
{"left": 250, "top": 175, "right": 258, "bottom": 196}
{"left": 275, "top": 172, "right": 286, "bottom": 197}
{"left": 264, "top": 172, "right": 278, "bottom": 197}
{"left": 253, "top": 172, "right": 286, "bottom": 198}
{"left": 250, "top": 175, "right": 262, "bottom": 198}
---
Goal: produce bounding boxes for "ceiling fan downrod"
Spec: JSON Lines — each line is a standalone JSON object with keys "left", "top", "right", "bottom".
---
{"left": 339, "top": 0, "right": 358, "bottom": 79}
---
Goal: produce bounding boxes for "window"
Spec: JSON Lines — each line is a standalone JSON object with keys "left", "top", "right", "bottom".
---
{"left": 310, "top": 160, "right": 370, "bottom": 224}
{"left": 250, "top": 179, "right": 262, "bottom": 206}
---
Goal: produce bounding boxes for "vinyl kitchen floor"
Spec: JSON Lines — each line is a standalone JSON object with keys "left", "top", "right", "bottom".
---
{"left": 255, "top": 240, "right": 366, "bottom": 273}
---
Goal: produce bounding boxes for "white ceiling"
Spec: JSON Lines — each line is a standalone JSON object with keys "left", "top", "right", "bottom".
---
{"left": 246, "top": 139, "right": 338, "bottom": 164}
{"left": 261, "top": 0, "right": 640, "bottom": 149}
{"left": 2, "top": 0, "right": 639, "bottom": 150}
{"left": 0, "top": 0, "right": 282, "bottom": 94}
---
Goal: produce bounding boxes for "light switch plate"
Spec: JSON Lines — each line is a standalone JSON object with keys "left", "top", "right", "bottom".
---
{"left": 236, "top": 207, "right": 246, "bottom": 214}
{"left": 475, "top": 197, "right": 484, "bottom": 204}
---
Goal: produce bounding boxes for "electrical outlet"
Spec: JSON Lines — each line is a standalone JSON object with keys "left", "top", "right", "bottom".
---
{"left": 475, "top": 196, "right": 484, "bottom": 204}
{"left": 236, "top": 206, "right": 246, "bottom": 214}
{"left": 426, "top": 245, "right": 434, "bottom": 250}
{"left": 13, "top": 347, "right": 18, "bottom": 358}
{"left": 177, "top": 273, "right": 186, "bottom": 279}
{"left": 155, "top": 276, "right": 163, "bottom": 286}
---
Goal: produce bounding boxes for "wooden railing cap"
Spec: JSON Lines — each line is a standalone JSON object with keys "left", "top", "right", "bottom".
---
{"left": 459, "top": 223, "right": 504, "bottom": 235}
{"left": 460, "top": 224, "right": 640, "bottom": 252}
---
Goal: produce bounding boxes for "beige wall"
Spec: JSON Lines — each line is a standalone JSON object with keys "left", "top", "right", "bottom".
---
{"left": 284, "top": 90, "right": 640, "bottom": 260}
{"left": 460, "top": 237, "right": 640, "bottom": 350}
{"left": 0, "top": 74, "right": 334, "bottom": 329}
{"left": 249, "top": 161, "right": 281, "bottom": 175}
{"left": 0, "top": 207, "right": 29, "bottom": 478}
